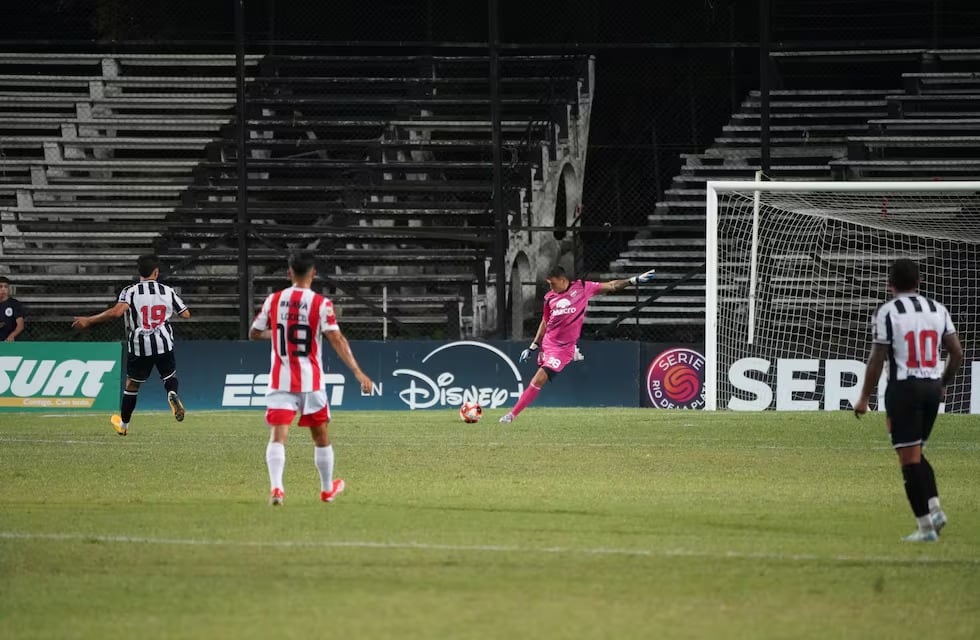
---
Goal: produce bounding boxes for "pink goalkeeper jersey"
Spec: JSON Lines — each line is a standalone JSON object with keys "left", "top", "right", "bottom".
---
{"left": 251, "top": 287, "right": 340, "bottom": 393}
{"left": 541, "top": 280, "right": 603, "bottom": 350}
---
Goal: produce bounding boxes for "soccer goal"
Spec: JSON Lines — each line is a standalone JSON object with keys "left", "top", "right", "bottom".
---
{"left": 705, "top": 181, "right": 980, "bottom": 412}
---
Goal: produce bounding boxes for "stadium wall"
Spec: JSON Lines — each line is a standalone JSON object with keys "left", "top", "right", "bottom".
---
{"left": 4, "top": 342, "right": 978, "bottom": 413}
{"left": 0, "top": 341, "right": 686, "bottom": 412}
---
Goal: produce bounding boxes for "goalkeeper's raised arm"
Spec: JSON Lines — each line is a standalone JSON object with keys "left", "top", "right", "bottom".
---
{"left": 598, "top": 268, "right": 656, "bottom": 294}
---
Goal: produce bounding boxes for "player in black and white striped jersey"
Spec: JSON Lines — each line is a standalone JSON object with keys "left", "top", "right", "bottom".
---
{"left": 855, "top": 259, "right": 963, "bottom": 542}
{"left": 120, "top": 277, "right": 184, "bottom": 357}
{"left": 72, "top": 255, "right": 191, "bottom": 436}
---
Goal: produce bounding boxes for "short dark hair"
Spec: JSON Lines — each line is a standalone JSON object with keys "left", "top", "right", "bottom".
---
{"left": 288, "top": 251, "right": 316, "bottom": 277}
{"left": 546, "top": 265, "right": 568, "bottom": 279}
{"left": 137, "top": 254, "right": 160, "bottom": 278}
{"left": 889, "top": 258, "right": 919, "bottom": 292}
{"left": 0, "top": 276, "right": 10, "bottom": 285}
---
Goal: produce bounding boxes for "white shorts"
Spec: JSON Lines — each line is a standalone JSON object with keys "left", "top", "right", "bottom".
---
{"left": 265, "top": 389, "right": 331, "bottom": 427}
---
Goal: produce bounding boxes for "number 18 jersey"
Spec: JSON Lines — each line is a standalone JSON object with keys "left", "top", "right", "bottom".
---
{"left": 872, "top": 292, "right": 956, "bottom": 382}
{"left": 251, "top": 286, "right": 340, "bottom": 393}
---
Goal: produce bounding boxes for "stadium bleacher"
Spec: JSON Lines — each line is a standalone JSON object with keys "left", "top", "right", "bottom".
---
{"left": 0, "top": 52, "right": 592, "bottom": 339}
{"left": 586, "top": 49, "right": 980, "bottom": 337}
{"left": 172, "top": 53, "right": 591, "bottom": 337}
{"left": 4, "top": 47, "right": 976, "bottom": 341}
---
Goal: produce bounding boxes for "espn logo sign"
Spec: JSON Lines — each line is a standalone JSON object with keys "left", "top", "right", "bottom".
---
{"left": 222, "top": 373, "right": 346, "bottom": 407}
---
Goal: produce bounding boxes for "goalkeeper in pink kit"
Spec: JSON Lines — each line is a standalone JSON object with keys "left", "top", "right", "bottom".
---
{"left": 499, "top": 265, "right": 656, "bottom": 423}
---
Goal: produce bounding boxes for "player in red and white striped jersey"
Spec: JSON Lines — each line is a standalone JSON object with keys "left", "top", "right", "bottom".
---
{"left": 249, "top": 251, "right": 373, "bottom": 506}
{"left": 254, "top": 283, "right": 337, "bottom": 393}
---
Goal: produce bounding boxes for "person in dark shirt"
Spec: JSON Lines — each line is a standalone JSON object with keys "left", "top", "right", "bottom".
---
{"left": 0, "top": 277, "right": 25, "bottom": 342}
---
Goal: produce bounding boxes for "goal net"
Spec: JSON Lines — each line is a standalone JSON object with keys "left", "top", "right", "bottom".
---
{"left": 705, "top": 181, "right": 980, "bottom": 413}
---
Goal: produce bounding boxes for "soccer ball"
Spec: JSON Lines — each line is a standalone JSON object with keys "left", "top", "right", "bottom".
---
{"left": 459, "top": 402, "right": 483, "bottom": 424}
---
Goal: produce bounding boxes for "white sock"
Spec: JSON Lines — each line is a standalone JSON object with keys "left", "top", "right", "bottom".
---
{"left": 266, "top": 442, "right": 285, "bottom": 491}
{"left": 928, "top": 497, "right": 942, "bottom": 514}
{"left": 314, "top": 445, "right": 334, "bottom": 492}
{"left": 916, "top": 514, "right": 935, "bottom": 532}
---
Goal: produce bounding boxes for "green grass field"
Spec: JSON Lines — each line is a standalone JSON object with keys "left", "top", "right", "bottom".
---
{"left": 1, "top": 408, "right": 978, "bottom": 639}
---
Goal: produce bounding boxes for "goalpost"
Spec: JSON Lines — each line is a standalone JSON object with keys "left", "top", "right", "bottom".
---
{"left": 705, "top": 181, "right": 980, "bottom": 412}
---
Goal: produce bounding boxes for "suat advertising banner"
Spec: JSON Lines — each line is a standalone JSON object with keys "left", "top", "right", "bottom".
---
{"left": 134, "top": 339, "right": 643, "bottom": 412}
{"left": 0, "top": 342, "right": 122, "bottom": 411}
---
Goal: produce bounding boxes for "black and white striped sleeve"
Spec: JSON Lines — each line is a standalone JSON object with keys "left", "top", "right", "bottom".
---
{"left": 871, "top": 304, "right": 891, "bottom": 345}
{"left": 940, "top": 303, "right": 956, "bottom": 337}
{"left": 171, "top": 289, "right": 188, "bottom": 314}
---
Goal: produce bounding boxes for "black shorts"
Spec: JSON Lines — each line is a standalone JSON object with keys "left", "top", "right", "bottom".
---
{"left": 126, "top": 351, "right": 177, "bottom": 384}
{"left": 884, "top": 378, "right": 942, "bottom": 449}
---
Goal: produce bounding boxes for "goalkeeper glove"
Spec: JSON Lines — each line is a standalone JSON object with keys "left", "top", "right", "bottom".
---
{"left": 520, "top": 342, "right": 538, "bottom": 363}
{"left": 629, "top": 268, "right": 656, "bottom": 285}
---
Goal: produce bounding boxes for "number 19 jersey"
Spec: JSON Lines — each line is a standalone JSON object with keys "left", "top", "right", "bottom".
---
{"left": 251, "top": 286, "right": 339, "bottom": 393}
{"left": 119, "top": 280, "right": 188, "bottom": 356}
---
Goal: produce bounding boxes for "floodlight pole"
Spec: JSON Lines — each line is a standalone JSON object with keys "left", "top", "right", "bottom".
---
{"left": 235, "top": 0, "right": 250, "bottom": 339}
{"left": 489, "top": 0, "right": 508, "bottom": 338}
{"left": 759, "top": 0, "right": 771, "bottom": 175}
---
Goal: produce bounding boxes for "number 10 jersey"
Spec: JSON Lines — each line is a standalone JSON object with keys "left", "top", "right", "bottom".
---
{"left": 251, "top": 286, "right": 340, "bottom": 393}
{"left": 871, "top": 292, "right": 956, "bottom": 382}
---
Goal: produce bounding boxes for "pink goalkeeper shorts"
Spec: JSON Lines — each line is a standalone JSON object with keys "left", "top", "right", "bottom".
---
{"left": 537, "top": 345, "right": 575, "bottom": 373}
